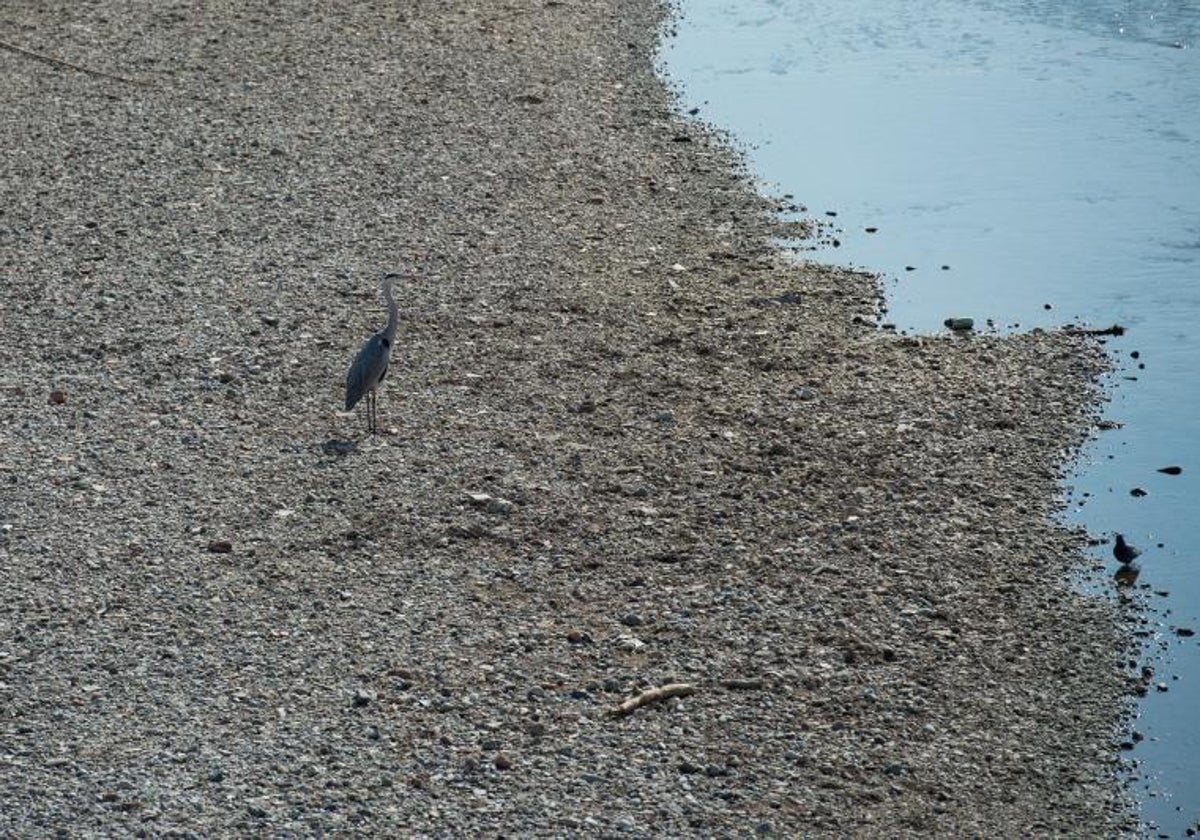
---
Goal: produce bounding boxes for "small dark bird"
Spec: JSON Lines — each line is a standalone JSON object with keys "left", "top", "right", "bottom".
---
{"left": 345, "top": 274, "right": 401, "bottom": 434}
{"left": 1113, "top": 533, "right": 1142, "bottom": 566}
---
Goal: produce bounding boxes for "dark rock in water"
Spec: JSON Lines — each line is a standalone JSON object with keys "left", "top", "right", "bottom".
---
{"left": 1129, "top": 487, "right": 1148, "bottom": 497}
{"left": 1174, "top": 627, "right": 1195, "bottom": 638}
{"left": 943, "top": 317, "right": 974, "bottom": 332}
{"left": 1157, "top": 465, "right": 1182, "bottom": 475}
{"left": 322, "top": 438, "right": 358, "bottom": 456}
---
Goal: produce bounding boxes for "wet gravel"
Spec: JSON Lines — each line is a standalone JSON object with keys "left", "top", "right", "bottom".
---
{"left": 1, "top": 0, "right": 1133, "bottom": 835}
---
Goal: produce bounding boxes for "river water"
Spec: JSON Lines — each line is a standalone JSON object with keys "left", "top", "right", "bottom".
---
{"left": 663, "top": 1, "right": 1200, "bottom": 832}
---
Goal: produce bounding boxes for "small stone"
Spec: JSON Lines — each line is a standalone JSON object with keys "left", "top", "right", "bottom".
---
{"left": 322, "top": 438, "right": 357, "bottom": 456}
{"left": 260, "top": 314, "right": 280, "bottom": 327}
{"left": 1155, "top": 682, "right": 1169, "bottom": 693}
{"left": 794, "top": 386, "right": 819, "bottom": 401}
{"left": 943, "top": 317, "right": 974, "bottom": 331}
{"left": 1175, "top": 627, "right": 1195, "bottom": 638}
{"left": 352, "top": 688, "right": 376, "bottom": 707}
{"left": 1130, "top": 487, "right": 1148, "bottom": 498}
{"left": 465, "top": 492, "right": 515, "bottom": 515}
{"left": 207, "top": 769, "right": 224, "bottom": 783}
{"left": 1157, "top": 466, "right": 1182, "bottom": 475}
{"left": 613, "top": 635, "right": 645, "bottom": 652}
{"left": 217, "top": 370, "right": 237, "bottom": 384}
{"left": 494, "top": 752, "right": 513, "bottom": 771}
{"left": 653, "top": 409, "right": 676, "bottom": 424}
{"left": 48, "top": 390, "right": 67, "bottom": 405}
{"left": 566, "top": 629, "right": 587, "bottom": 644}
{"left": 619, "top": 613, "right": 643, "bottom": 627}
{"left": 206, "top": 540, "right": 233, "bottom": 554}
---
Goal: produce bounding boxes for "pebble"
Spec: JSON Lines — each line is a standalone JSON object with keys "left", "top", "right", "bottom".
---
{"left": 613, "top": 635, "right": 646, "bottom": 652}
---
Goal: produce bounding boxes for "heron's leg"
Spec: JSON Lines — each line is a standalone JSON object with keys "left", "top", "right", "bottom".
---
{"left": 367, "top": 390, "right": 376, "bottom": 435}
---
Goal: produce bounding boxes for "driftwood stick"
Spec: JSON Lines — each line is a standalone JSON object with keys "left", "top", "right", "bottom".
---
{"left": 0, "top": 38, "right": 152, "bottom": 87}
{"left": 1063, "top": 323, "right": 1126, "bottom": 337}
{"left": 720, "top": 677, "right": 765, "bottom": 691}
{"left": 609, "top": 682, "right": 697, "bottom": 717}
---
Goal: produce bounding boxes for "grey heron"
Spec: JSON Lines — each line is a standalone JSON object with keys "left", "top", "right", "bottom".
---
{"left": 345, "top": 274, "right": 401, "bottom": 434}
{"left": 1113, "top": 533, "right": 1142, "bottom": 566}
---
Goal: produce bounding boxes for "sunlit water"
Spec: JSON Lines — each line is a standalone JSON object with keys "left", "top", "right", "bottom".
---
{"left": 663, "top": 1, "right": 1200, "bottom": 833}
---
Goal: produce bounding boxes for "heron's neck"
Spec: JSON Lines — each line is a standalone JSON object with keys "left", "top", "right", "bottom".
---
{"left": 382, "top": 278, "right": 399, "bottom": 342}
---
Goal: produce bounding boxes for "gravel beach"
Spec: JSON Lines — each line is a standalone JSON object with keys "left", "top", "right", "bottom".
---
{"left": 2, "top": 1, "right": 1133, "bottom": 835}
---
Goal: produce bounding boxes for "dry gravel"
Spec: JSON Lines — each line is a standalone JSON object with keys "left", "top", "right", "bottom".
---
{"left": 1, "top": 1, "right": 1134, "bottom": 836}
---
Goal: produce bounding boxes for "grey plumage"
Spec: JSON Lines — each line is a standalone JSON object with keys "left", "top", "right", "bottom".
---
{"left": 345, "top": 275, "right": 400, "bottom": 434}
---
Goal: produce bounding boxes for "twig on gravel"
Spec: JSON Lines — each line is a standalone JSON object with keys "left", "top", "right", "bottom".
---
{"left": 719, "top": 677, "right": 766, "bottom": 691}
{"left": 0, "top": 39, "right": 152, "bottom": 87}
{"left": 609, "top": 682, "right": 697, "bottom": 717}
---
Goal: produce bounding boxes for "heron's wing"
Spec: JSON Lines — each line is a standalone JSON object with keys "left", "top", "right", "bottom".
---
{"left": 345, "top": 333, "right": 389, "bottom": 410}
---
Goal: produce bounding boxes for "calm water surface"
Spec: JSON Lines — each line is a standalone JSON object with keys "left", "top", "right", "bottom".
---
{"left": 664, "top": 1, "right": 1200, "bottom": 832}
